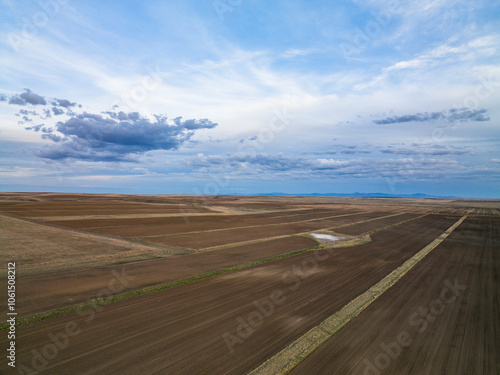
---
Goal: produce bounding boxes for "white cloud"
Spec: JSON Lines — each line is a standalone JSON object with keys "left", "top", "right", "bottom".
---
{"left": 385, "top": 59, "right": 426, "bottom": 71}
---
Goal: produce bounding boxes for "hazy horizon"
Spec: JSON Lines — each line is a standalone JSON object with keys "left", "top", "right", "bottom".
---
{"left": 1, "top": 1, "right": 499, "bottom": 198}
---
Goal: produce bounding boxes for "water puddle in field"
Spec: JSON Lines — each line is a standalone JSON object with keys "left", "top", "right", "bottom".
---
{"left": 310, "top": 233, "right": 344, "bottom": 241}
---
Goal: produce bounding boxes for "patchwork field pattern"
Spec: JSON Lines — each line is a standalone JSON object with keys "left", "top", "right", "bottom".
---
{"left": 0, "top": 193, "right": 498, "bottom": 374}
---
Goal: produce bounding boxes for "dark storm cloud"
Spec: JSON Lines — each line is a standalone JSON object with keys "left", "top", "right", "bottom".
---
{"left": 8, "top": 89, "right": 47, "bottom": 106}
{"left": 340, "top": 149, "right": 371, "bottom": 154}
{"left": 24, "top": 124, "right": 44, "bottom": 132}
{"left": 41, "top": 133, "right": 63, "bottom": 142}
{"left": 305, "top": 145, "right": 371, "bottom": 156}
{"left": 185, "top": 152, "right": 460, "bottom": 180}
{"left": 51, "top": 98, "right": 77, "bottom": 108}
{"left": 174, "top": 117, "right": 218, "bottom": 130}
{"left": 306, "top": 150, "right": 337, "bottom": 155}
{"left": 16, "top": 109, "right": 39, "bottom": 116}
{"left": 188, "top": 153, "right": 308, "bottom": 171}
{"left": 52, "top": 107, "right": 64, "bottom": 115}
{"left": 184, "top": 153, "right": 308, "bottom": 171}
{"left": 374, "top": 108, "right": 490, "bottom": 124}
{"left": 104, "top": 111, "right": 141, "bottom": 121}
{"left": 447, "top": 108, "right": 489, "bottom": 122}
{"left": 379, "top": 143, "right": 470, "bottom": 156}
{"left": 2, "top": 89, "right": 80, "bottom": 109}
{"left": 4, "top": 89, "right": 217, "bottom": 162}
{"left": 34, "top": 111, "right": 218, "bottom": 161}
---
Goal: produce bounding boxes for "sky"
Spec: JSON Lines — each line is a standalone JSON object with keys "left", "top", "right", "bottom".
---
{"left": 0, "top": 0, "right": 499, "bottom": 197}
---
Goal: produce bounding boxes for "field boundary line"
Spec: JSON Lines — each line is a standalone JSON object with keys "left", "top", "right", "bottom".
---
{"left": 82, "top": 210, "right": 313, "bottom": 230}
{"left": 29, "top": 208, "right": 311, "bottom": 221}
{"left": 324, "top": 212, "right": 403, "bottom": 231}
{"left": 138, "top": 212, "right": 372, "bottom": 239}
{"left": 197, "top": 212, "right": 404, "bottom": 251}
{"left": 360, "top": 213, "right": 429, "bottom": 235}
{"left": 0, "top": 213, "right": 192, "bottom": 257}
{"left": 0, "top": 245, "right": 323, "bottom": 331}
{"left": 247, "top": 215, "right": 468, "bottom": 375}
{"left": 28, "top": 212, "right": 229, "bottom": 221}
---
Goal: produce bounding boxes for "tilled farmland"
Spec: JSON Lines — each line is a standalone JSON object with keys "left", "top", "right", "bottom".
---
{"left": 0, "top": 193, "right": 498, "bottom": 375}
{"left": 290, "top": 216, "right": 500, "bottom": 375}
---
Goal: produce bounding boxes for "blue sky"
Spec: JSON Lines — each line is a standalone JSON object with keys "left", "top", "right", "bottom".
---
{"left": 1, "top": 0, "right": 499, "bottom": 197}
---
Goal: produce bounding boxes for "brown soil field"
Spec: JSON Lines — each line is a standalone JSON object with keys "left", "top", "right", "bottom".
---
{"left": 1, "top": 193, "right": 498, "bottom": 375}
{"left": 291, "top": 216, "right": 500, "bottom": 375}
{"left": 43, "top": 209, "right": 315, "bottom": 228}
{"left": 337, "top": 212, "right": 420, "bottom": 235}
{"left": 1, "top": 193, "right": 498, "bottom": 222}
{"left": 143, "top": 212, "right": 392, "bottom": 249}
{"left": 0, "top": 236, "right": 318, "bottom": 316}
{"left": 0, "top": 201, "right": 212, "bottom": 217}
{"left": 44, "top": 213, "right": 236, "bottom": 228}
{"left": 0, "top": 215, "right": 457, "bottom": 374}
{"left": 84, "top": 209, "right": 365, "bottom": 238}
{"left": 0, "top": 214, "right": 189, "bottom": 276}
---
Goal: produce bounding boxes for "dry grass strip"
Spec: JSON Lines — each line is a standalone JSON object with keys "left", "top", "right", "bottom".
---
{"left": 360, "top": 213, "right": 429, "bottom": 235}
{"left": 139, "top": 211, "right": 373, "bottom": 239}
{"left": 30, "top": 212, "right": 228, "bottom": 221}
{"left": 199, "top": 212, "right": 403, "bottom": 252}
{"left": 31, "top": 208, "right": 312, "bottom": 222}
{"left": 248, "top": 215, "right": 467, "bottom": 375}
{"left": 326, "top": 212, "right": 403, "bottom": 230}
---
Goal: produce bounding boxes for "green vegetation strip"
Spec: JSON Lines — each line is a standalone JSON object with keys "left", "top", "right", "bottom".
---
{"left": 0, "top": 245, "right": 322, "bottom": 331}
{"left": 247, "top": 215, "right": 468, "bottom": 375}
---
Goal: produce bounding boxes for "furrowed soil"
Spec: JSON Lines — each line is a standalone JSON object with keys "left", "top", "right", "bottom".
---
{"left": 0, "top": 236, "right": 317, "bottom": 316}
{"left": 337, "top": 212, "right": 420, "bottom": 235}
{"left": 291, "top": 216, "right": 500, "bottom": 375}
{"left": 0, "top": 201, "right": 212, "bottom": 217}
{"left": 0, "top": 214, "right": 188, "bottom": 276}
{"left": 143, "top": 211, "right": 391, "bottom": 249}
{"left": 0, "top": 215, "right": 457, "bottom": 375}
{"left": 42, "top": 209, "right": 316, "bottom": 228}
{"left": 65, "top": 209, "right": 362, "bottom": 237}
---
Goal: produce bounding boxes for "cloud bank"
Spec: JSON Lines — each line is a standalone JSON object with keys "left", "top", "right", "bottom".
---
{"left": 374, "top": 108, "right": 490, "bottom": 124}
{"left": 36, "top": 112, "right": 218, "bottom": 161}
{"left": 185, "top": 152, "right": 462, "bottom": 181}
{"left": 8, "top": 89, "right": 47, "bottom": 106}
{"left": 2, "top": 89, "right": 218, "bottom": 162}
